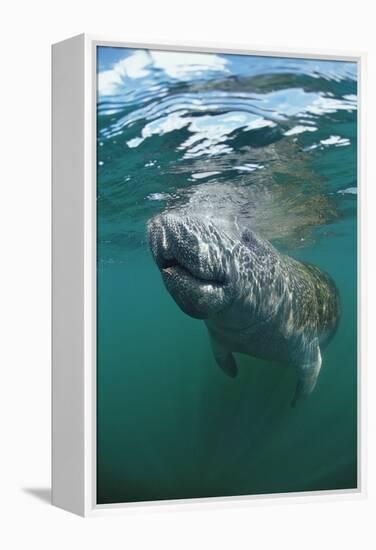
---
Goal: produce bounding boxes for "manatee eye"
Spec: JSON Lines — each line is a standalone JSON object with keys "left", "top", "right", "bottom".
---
{"left": 241, "top": 229, "right": 252, "bottom": 244}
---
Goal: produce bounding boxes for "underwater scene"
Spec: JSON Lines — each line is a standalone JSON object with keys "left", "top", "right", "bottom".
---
{"left": 96, "top": 46, "right": 357, "bottom": 504}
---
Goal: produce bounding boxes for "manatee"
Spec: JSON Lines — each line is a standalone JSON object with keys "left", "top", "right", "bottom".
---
{"left": 147, "top": 212, "right": 340, "bottom": 406}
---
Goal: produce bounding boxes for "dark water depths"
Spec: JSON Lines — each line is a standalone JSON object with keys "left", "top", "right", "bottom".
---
{"left": 96, "top": 47, "right": 357, "bottom": 504}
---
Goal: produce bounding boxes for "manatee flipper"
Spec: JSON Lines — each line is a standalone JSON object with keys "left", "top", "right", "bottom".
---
{"left": 291, "top": 338, "right": 322, "bottom": 407}
{"left": 210, "top": 336, "right": 238, "bottom": 378}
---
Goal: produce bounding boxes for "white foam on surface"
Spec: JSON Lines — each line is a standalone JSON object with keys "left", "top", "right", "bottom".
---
{"left": 284, "top": 125, "right": 318, "bottom": 136}
{"left": 98, "top": 50, "right": 229, "bottom": 96}
{"left": 320, "top": 135, "right": 350, "bottom": 147}
{"left": 337, "top": 187, "right": 357, "bottom": 195}
{"left": 127, "top": 110, "right": 275, "bottom": 158}
{"left": 191, "top": 172, "right": 221, "bottom": 180}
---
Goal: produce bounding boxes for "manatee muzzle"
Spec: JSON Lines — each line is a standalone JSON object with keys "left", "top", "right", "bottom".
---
{"left": 147, "top": 213, "right": 232, "bottom": 318}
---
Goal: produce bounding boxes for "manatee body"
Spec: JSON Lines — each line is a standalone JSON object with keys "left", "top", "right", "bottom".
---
{"left": 147, "top": 213, "right": 340, "bottom": 405}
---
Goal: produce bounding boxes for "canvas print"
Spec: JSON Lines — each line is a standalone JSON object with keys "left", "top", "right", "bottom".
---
{"left": 96, "top": 46, "right": 357, "bottom": 504}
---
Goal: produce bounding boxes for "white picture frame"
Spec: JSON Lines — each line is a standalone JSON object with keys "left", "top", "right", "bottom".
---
{"left": 52, "top": 34, "right": 366, "bottom": 517}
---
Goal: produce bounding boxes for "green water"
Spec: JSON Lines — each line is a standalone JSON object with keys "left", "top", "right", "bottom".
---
{"left": 96, "top": 48, "right": 357, "bottom": 504}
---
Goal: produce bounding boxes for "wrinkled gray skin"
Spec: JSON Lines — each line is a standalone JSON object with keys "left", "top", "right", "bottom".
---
{"left": 147, "top": 212, "right": 340, "bottom": 406}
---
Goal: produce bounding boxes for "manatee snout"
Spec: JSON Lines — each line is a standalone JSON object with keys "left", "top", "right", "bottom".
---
{"left": 148, "top": 213, "right": 230, "bottom": 282}
{"left": 147, "top": 213, "right": 234, "bottom": 319}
